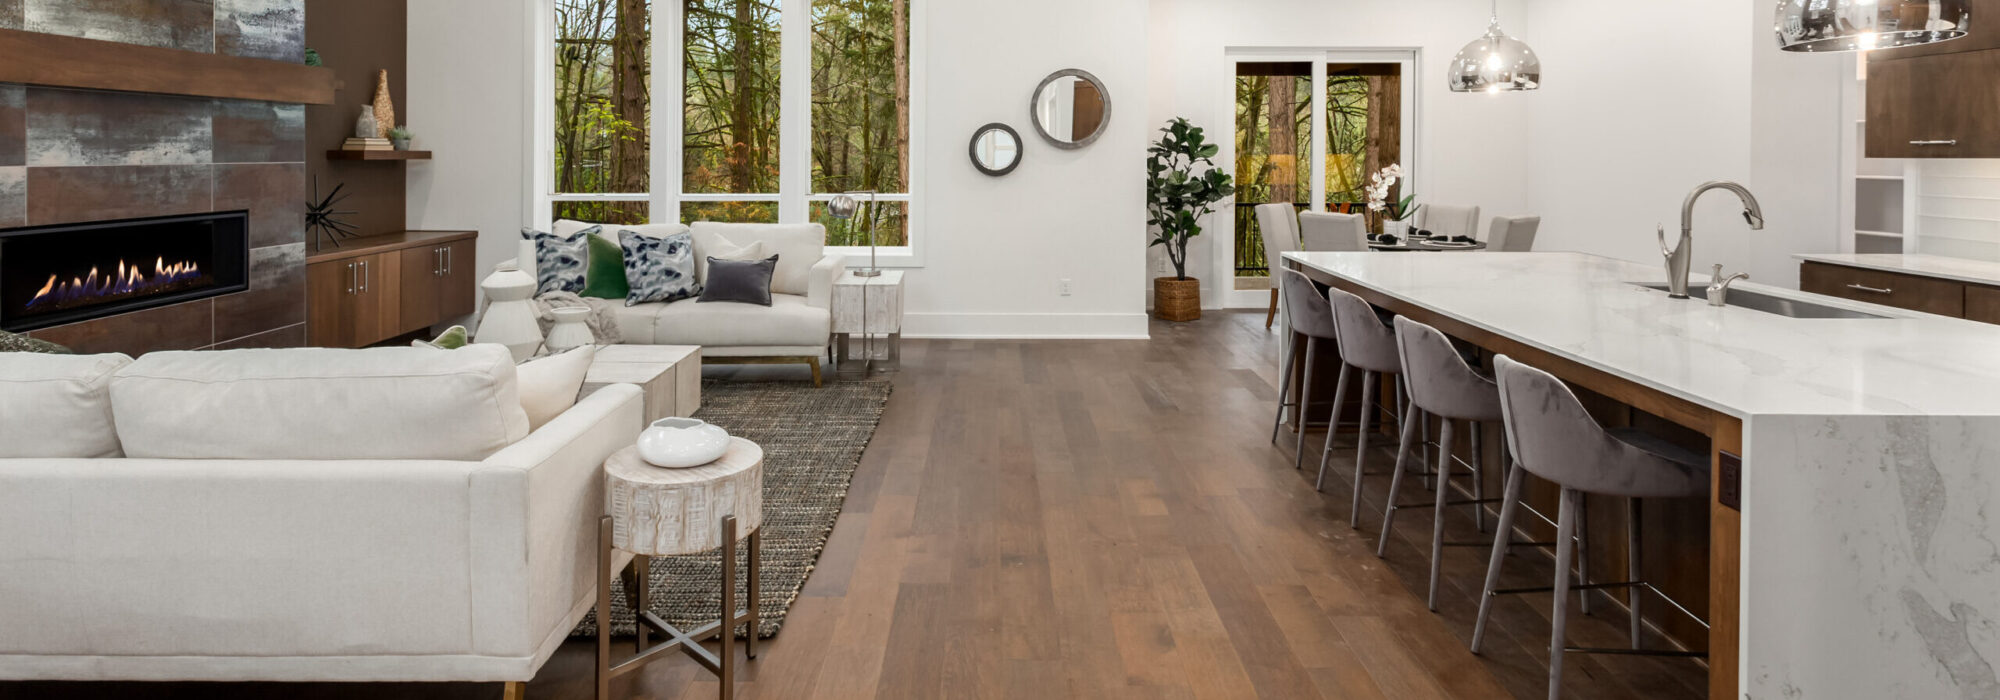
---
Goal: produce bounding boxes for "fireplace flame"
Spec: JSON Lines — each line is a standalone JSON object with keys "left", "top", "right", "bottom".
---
{"left": 25, "top": 257, "right": 204, "bottom": 310}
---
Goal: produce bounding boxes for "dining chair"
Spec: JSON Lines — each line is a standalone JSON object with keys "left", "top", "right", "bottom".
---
{"left": 1299, "top": 212, "right": 1368, "bottom": 252}
{"left": 1414, "top": 204, "right": 1481, "bottom": 239}
{"left": 1487, "top": 216, "right": 1542, "bottom": 252}
{"left": 1255, "top": 203, "right": 1301, "bottom": 329}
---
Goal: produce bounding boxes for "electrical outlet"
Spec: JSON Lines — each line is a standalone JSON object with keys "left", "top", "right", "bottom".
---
{"left": 1058, "top": 278, "right": 1073, "bottom": 296}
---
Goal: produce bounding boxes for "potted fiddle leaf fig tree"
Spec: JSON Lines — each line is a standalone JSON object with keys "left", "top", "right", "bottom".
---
{"left": 1146, "top": 117, "right": 1235, "bottom": 322}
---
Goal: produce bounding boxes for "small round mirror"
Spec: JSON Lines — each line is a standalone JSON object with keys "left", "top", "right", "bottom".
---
{"left": 1030, "top": 69, "right": 1110, "bottom": 149}
{"left": 968, "top": 123, "right": 1022, "bottom": 176}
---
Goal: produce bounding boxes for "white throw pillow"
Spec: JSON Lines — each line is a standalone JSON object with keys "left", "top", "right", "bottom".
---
{"left": 690, "top": 222, "right": 824, "bottom": 295}
{"left": 694, "top": 238, "right": 766, "bottom": 289}
{"left": 111, "top": 345, "right": 530, "bottom": 461}
{"left": 516, "top": 344, "right": 599, "bottom": 431}
{"left": 0, "top": 352, "right": 132, "bottom": 458}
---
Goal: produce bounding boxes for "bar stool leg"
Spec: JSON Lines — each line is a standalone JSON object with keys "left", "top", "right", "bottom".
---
{"left": 1336, "top": 370, "right": 1376, "bottom": 487}
{"left": 1294, "top": 338, "right": 1318, "bottom": 470}
{"left": 1270, "top": 334, "right": 1299, "bottom": 444}
{"left": 1470, "top": 461, "right": 1525, "bottom": 654}
{"left": 1577, "top": 497, "right": 1592, "bottom": 616}
{"left": 1375, "top": 407, "right": 1424, "bottom": 551}
{"left": 1627, "top": 497, "right": 1643, "bottom": 649}
{"left": 1427, "top": 419, "right": 1456, "bottom": 611}
{"left": 1471, "top": 426, "right": 1487, "bottom": 533}
{"left": 1549, "top": 488, "right": 1582, "bottom": 700}
{"left": 1314, "top": 363, "right": 1352, "bottom": 486}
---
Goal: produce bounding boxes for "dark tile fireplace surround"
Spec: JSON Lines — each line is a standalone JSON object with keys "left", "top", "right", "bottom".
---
{"left": 0, "top": 0, "right": 311, "bottom": 354}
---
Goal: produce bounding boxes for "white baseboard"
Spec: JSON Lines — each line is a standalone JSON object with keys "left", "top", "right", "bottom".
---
{"left": 901, "top": 312, "right": 1151, "bottom": 339}
{"left": 1222, "top": 288, "right": 1270, "bottom": 309}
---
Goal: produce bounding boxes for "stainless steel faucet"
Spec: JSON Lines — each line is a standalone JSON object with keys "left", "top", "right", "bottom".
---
{"left": 1659, "top": 181, "right": 1765, "bottom": 299}
{"left": 1707, "top": 264, "right": 1749, "bottom": 307}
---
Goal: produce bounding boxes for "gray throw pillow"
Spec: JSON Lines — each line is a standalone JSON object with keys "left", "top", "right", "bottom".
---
{"left": 521, "top": 225, "right": 600, "bottom": 295}
{"left": 620, "top": 229, "right": 702, "bottom": 306}
{"left": 698, "top": 254, "right": 779, "bottom": 306}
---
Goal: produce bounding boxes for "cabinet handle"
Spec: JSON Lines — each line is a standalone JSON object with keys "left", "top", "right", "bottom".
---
{"left": 359, "top": 260, "right": 368, "bottom": 292}
{"left": 1910, "top": 139, "right": 1958, "bottom": 146}
{"left": 1846, "top": 283, "right": 1893, "bottom": 294}
{"left": 346, "top": 262, "right": 355, "bottom": 294}
{"left": 445, "top": 246, "right": 453, "bottom": 275}
{"left": 434, "top": 247, "right": 443, "bottom": 277}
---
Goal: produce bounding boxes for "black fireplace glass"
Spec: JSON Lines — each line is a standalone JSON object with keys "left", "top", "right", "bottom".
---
{"left": 0, "top": 211, "right": 250, "bottom": 332}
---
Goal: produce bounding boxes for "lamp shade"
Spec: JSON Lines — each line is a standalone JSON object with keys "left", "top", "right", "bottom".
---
{"left": 1449, "top": 19, "right": 1541, "bottom": 93}
{"left": 1776, "top": 0, "right": 1970, "bottom": 52}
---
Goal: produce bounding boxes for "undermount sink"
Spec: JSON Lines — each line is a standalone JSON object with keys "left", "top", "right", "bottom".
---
{"left": 1634, "top": 284, "right": 1889, "bottom": 320}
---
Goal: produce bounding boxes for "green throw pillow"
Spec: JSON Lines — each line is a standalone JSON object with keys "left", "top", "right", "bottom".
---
{"left": 581, "top": 233, "right": 629, "bottom": 299}
{"left": 412, "top": 325, "right": 469, "bottom": 350}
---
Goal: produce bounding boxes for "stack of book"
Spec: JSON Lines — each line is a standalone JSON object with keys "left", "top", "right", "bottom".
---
{"left": 341, "top": 137, "right": 393, "bottom": 151}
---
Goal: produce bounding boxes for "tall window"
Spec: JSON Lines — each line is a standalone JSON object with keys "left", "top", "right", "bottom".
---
{"left": 548, "top": 0, "right": 916, "bottom": 253}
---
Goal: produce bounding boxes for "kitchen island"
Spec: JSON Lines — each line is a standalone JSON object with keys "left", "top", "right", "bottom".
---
{"left": 1285, "top": 251, "right": 2000, "bottom": 700}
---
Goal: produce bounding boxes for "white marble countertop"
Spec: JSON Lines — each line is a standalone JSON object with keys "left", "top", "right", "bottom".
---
{"left": 1285, "top": 251, "right": 2000, "bottom": 418}
{"left": 1794, "top": 252, "right": 2000, "bottom": 287}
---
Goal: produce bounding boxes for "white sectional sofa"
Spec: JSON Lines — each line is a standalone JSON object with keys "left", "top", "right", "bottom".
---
{"left": 520, "top": 220, "right": 847, "bottom": 385}
{"left": 0, "top": 345, "right": 642, "bottom": 689}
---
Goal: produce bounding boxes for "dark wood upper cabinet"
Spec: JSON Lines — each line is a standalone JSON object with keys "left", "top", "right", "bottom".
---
{"left": 1865, "top": 48, "right": 2000, "bottom": 158}
{"left": 1860, "top": 0, "right": 2000, "bottom": 60}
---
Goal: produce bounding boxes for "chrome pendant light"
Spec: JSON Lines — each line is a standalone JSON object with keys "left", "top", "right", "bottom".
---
{"left": 1449, "top": 0, "right": 1540, "bottom": 93}
{"left": 1776, "top": 0, "right": 1970, "bottom": 52}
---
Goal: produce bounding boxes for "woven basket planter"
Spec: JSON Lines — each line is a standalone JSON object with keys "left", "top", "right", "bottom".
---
{"left": 1154, "top": 277, "right": 1201, "bottom": 322}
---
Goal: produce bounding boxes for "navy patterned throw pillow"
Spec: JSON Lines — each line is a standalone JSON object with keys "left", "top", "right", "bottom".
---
{"left": 619, "top": 229, "right": 703, "bottom": 306}
{"left": 521, "top": 226, "right": 600, "bottom": 295}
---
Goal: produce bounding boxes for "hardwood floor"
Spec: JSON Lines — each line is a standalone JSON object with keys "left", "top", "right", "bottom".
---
{"left": 4, "top": 311, "right": 1705, "bottom": 700}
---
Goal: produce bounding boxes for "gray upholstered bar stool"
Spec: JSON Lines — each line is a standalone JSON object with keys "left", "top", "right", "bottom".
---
{"left": 1476, "top": 355, "right": 1709, "bottom": 700}
{"left": 1372, "top": 316, "right": 1498, "bottom": 610}
{"left": 1317, "top": 287, "right": 1407, "bottom": 529}
{"left": 1270, "top": 269, "right": 1344, "bottom": 470}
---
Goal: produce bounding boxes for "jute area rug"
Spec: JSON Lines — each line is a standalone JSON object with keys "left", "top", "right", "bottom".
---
{"left": 572, "top": 377, "right": 891, "bottom": 638}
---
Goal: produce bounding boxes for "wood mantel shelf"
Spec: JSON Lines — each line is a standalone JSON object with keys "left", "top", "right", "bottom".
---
{"left": 0, "top": 28, "right": 335, "bottom": 104}
{"left": 325, "top": 150, "right": 432, "bottom": 161}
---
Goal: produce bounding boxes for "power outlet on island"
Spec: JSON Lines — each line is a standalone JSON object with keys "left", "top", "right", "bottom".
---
{"left": 1058, "top": 278, "right": 1073, "bottom": 296}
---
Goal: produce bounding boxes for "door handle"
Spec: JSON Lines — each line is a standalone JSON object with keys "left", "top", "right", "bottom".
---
{"left": 1910, "top": 139, "right": 1958, "bottom": 146}
{"left": 1846, "top": 283, "right": 1893, "bottom": 294}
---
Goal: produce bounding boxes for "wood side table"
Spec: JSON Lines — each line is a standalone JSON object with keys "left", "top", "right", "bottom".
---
{"left": 832, "top": 270, "right": 904, "bottom": 373}
{"left": 580, "top": 345, "right": 702, "bottom": 423}
{"left": 598, "top": 440, "right": 762, "bottom": 700}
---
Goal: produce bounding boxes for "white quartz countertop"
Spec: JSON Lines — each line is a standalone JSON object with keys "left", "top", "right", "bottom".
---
{"left": 1794, "top": 252, "right": 2000, "bottom": 287}
{"left": 1285, "top": 251, "right": 2000, "bottom": 418}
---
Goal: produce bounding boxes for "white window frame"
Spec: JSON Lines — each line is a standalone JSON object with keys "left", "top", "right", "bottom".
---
{"left": 1214, "top": 47, "right": 1420, "bottom": 308}
{"left": 535, "top": 0, "right": 925, "bottom": 268}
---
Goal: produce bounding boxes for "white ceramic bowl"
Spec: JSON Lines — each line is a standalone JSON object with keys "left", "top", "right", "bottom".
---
{"left": 635, "top": 417, "right": 731, "bottom": 468}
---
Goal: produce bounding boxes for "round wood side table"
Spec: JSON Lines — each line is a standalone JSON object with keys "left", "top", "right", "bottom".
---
{"left": 597, "top": 439, "right": 763, "bottom": 700}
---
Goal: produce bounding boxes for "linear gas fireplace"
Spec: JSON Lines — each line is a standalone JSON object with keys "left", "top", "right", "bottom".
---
{"left": 0, "top": 211, "right": 250, "bottom": 332}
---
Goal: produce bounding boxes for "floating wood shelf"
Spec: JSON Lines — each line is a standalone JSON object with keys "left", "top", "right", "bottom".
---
{"left": 0, "top": 28, "right": 335, "bottom": 104}
{"left": 325, "top": 150, "right": 432, "bottom": 161}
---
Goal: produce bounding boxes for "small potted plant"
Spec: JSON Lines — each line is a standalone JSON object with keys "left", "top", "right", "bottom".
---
{"left": 388, "top": 126, "right": 412, "bottom": 151}
{"left": 1366, "top": 163, "right": 1416, "bottom": 238}
{"left": 1146, "top": 117, "right": 1235, "bottom": 322}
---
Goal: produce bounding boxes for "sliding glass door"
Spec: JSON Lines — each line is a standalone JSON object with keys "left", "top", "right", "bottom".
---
{"left": 1227, "top": 51, "right": 1412, "bottom": 290}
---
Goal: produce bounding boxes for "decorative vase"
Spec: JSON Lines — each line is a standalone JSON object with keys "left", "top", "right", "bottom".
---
{"left": 477, "top": 263, "right": 544, "bottom": 362}
{"left": 353, "top": 106, "right": 377, "bottom": 139}
{"left": 544, "top": 306, "right": 595, "bottom": 354}
{"left": 390, "top": 136, "right": 411, "bottom": 150}
{"left": 372, "top": 70, "right": 396, "bottom": 139}
{"left": 1383, "top": 219, "right": 1411, "bottom": 239}
{"left": 1154, "top": 276, "right": 1202, "bottom": 322}
{"left": 636, "top": 418, "right": 732, "bottom": 468}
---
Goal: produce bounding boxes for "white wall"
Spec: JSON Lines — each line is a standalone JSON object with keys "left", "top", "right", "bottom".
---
{"left": 910, "top": 0, "right": 1151, "bottom": 338}
{"left": 1524, "top": 0, "right": 1844, "bottom": 290}
{"left": 1147, "top": 0, "right": 1537, "bottom": 309}
{"left": 404, "top": 0, "right": 534, "bottom": 295}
